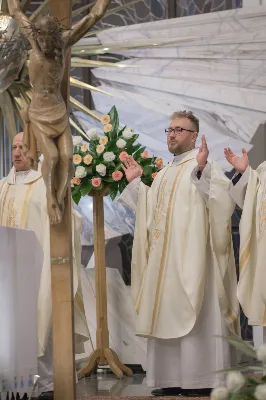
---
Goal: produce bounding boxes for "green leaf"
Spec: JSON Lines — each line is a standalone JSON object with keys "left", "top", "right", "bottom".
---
{"left": 143, "top": 165, "right": 153, "bottom": 176}
{"left": 85, "top": 166, "right": 93, "bottom": 175}
{"left": 247, "top": 378, "right": 259, "bottom": 386}
{"left": 132, "top": 143, "right": 142, "bottom": 153}
{"left": 141, "top": 175, "right": 153, "bottom": 187}
{"left": 108, "top": 106, "right": 119, "bottom": 140}
{"left": 216, "top": 335, "right": 257, "bottom": 358}
{"left": 89, "top": 141, "right": 97, "bottom": 155}
{"left": 216, "top": 365, "right": 263, "bottom": 374}
{"left": 134, "top": 146, "right": 146, "bottom": 160}
{"left": 109, "top": 183, "right": 118, "bottom": 200}
{"left": 72, "top": 190, "right": 81, "bottom": 205}
{"left": 118, "top": 126, "right": 126, "bottom": 137}
{"left": 73, "top": 145, "right": 81, "bottom": 154}
{"left": 125, "top": 141, "right": 133, "bottom": 155}
{"left": 139, "top": 157, "right": 154, "bottom": 167}
{"left": 118, "top": 179, "right": 127, "bottom": 193}
{"left": 104, "top": 177, "right": 115, "bottom": 183}
{"left": 80, "top": 181, "right": 93, "bottom": 196}
{"left": 93, "top": 183, "right": 103, "bottom": 192}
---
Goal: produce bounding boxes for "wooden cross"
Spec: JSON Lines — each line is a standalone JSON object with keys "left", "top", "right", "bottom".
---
{"left": 48, "top": 3, "right": 132, "bottom": 399}
{"left": 49, "top": 1, "right": 75, "bottom": 400}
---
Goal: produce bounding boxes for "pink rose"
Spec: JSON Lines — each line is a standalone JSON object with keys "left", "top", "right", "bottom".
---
{"left": 156, "top": 157, "right": 164, "bottom": 169}
{"left": 141, "top": 150, "right": 150, "bottom": 159}
{"left": 92, "top": 177, "right": 101, "bottom": 188}
{"left": 112, "top": 171, "right": 123, "bottom": 181}
{"left": 119, "top": 152, "right": 128, "bottom": 162}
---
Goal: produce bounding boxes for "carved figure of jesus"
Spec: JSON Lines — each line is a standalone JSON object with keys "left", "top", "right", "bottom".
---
{"left": 8, "top": 0, "right": 110, "bottom": 224}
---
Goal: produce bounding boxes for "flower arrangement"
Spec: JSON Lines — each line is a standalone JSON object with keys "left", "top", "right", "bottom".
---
{"left": 211, "top": 336, "right": 266, "bottom": 400}
{"left": 71, "top": 106, "right": 164, "bottom": 204}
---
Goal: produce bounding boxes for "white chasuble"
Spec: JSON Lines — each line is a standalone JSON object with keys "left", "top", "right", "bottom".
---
{"left": 0, "top": 166, "right": 90, "bottom": 358}
{"left": 131, "top": 150, "right": 238, "bottom": 340}
{"left": 236, "top": 163, "right": 266, "bottom": 326}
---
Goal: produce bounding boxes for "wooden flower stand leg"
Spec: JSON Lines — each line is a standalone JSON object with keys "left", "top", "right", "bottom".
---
{"left": 78, "top": 194, "right": 133, "bottom": 380}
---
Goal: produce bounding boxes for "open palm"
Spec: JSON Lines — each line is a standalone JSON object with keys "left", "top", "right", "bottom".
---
{"left": 196, "top": 135, "right": 209, "bottom": 169}
{"left": 122, "top": 156, "right": 142, "bottom": 183}
{"left": 224, "top": 148, "right": 249, "bottom": 174}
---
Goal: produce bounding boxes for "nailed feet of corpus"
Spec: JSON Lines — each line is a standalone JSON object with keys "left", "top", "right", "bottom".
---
{"left": 47, "top": 196, "right": 63, "bottom": 225}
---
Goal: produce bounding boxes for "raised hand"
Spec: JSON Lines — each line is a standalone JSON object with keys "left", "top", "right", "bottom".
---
{"left": 196, "top": 135, "right": 209, "bottom": 171}
{"left": 224, "top": 147, "right": 249, "bottom": 174}
{"left": 121, "top": 156, "right": 142, "bottom": 183}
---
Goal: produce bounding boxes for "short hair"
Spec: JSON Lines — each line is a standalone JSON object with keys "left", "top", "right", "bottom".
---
{"left": 170, "top": 110, "right": 199, "bottom": 132}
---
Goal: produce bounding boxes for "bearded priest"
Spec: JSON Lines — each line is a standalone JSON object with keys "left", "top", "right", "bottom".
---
{"left": 225, "top": 147, "right": 266, "bottom": 347}
{"left": 0, "top": 132, "right": 90, "bottom": 399}
{"left": 118, "top": 111, "right": 239, "bottom": 397}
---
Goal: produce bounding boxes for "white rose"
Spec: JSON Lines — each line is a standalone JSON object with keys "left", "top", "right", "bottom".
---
{"left": 72, "top": 135, "right": 83, "bottom": 147}
{"left": 116, "top": 138, "right": 126, "bottom": 149}
{"left": 75, "top": 166, "right": 87, "bottom": 179}
{"left": 255, "top": 384, "right": 266, "bottom": 400}
{"left": 210, "top": 388, "right": 229, "bottom": 400}
{"left": 226, "top": 372, "right": 245, "bottom": 393}
{"left": 103, "top": 152, "right": 115, "bottom": 162}
{"left": 257, "top": 344, "right": 266, "bottom": 364}
{"left": 87, "top": 128, "right": 99, "bottom": 140}
{"left": 122, "top": 127, "right": 134, "bottom": 140}
{"left": 96, "top": 164, "right": 107, "bottom": 177}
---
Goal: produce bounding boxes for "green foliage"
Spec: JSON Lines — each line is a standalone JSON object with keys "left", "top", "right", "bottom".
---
{"left": 215, "top": 335, "right": 266, "bottom": 400}
{"left": 71, "top": 106, "right": 163, "bottom": 204}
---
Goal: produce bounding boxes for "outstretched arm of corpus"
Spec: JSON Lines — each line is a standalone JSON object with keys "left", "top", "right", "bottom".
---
{"left": 8, "top": 0, "right": 34, "bottom": 46}
{"left": 65, "top": 0, "right": 110, "bottom": 47}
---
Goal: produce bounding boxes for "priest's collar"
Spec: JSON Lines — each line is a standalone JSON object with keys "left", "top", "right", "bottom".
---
{"left": 7, "top": 163, "right": 42, "bottom": 185}
{"left": 15, "top": 170, "right": 30, "bottom": 177}
{"left": 171, "top": 148, "right": 197, "bottom": 166}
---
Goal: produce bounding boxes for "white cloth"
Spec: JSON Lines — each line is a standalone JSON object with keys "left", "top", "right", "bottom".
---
{"left": 0, "top": 227, "right": 42, "bottom": 399}
{"left": 146, "top": 253, "right": 230, "bottom": 389}
{"left": 0, "top": 166, "right": 90, "bottom": 394}
{"left": 229, "top": 164, "right": 266, "bottom": 328}
{"left": 14, "top": 170, "right": 30, "bottom": 184}
{"left": 118, "top": 150, "right": 238, "bottom": 389}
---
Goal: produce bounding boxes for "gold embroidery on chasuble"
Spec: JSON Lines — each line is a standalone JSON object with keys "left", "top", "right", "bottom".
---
{"left": 20, "top": 184, "right": 34, "bottom": 228}
{"left": 259, "top": 183, "right": 266, "bottom": 240}
{"left": 0, "top": 183, "right": 34, "bottom": 228}
{"left": 150, "top": 163, "right": 186, "bottom": 335}
{"left": 6, "top": 197, "right": 17, "bottom": 227}
{"left": 239, "top": 235, "right": 251, "bottom": 272}
{"left": 0, "top": 183, "right": 10, "bottom": 225}
{"left": 134, "top": 168, "right": 169, "bottom": 315}
{"left": 150, "top": 179, "right": 168, "bottom": 252}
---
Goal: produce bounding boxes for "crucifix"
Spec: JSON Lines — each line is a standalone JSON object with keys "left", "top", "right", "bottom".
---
{"left": 6, "top": 0, "right": 110, "bottom": 399}
{"left": 7, "top": 0, "right": 132, "bottom": 398}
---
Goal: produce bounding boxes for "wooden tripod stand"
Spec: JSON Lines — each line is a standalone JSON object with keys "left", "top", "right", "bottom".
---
{"left": 78, "top": 193, "right": 133, "bottom": 379}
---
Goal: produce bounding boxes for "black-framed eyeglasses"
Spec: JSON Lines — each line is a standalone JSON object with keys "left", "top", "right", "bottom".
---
{"left": 165, "top": 127, "right": 195, "bottom": 135}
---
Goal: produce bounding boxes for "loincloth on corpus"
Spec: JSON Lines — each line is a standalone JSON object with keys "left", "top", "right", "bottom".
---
{"left": 20, "top": 102, "right": 69, "bottom": 171}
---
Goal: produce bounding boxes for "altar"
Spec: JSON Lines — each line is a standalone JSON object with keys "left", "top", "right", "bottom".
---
{"left": 0, "top": 227, "right": 42, "bottom": 399}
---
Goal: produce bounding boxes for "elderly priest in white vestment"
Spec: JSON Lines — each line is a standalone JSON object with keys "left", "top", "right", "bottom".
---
{"left": 225, "top": 147, "right": 266, "bottom": 344}
{"left": 0, "top": 132, "right": 90, "bottom": 400}
{"left": 118, "top": 111, "right": 239, "bottom": 397}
